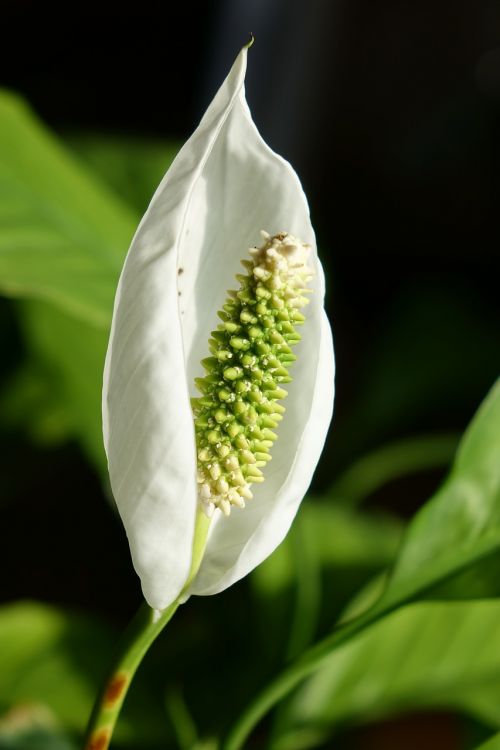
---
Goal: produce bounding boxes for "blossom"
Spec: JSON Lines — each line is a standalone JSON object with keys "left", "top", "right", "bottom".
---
{"left": 102, "top": 44, "right": 335, "bottom": 611}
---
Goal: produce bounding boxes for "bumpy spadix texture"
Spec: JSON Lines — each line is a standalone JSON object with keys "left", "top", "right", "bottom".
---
{"left": 193, "top": 231, "right": 313, "bottom": 517}
{"left": 103, "top": 45, "right": 335, "bottom": 610}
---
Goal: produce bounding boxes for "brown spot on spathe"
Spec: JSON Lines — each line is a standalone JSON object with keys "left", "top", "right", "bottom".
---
{"left": 86, "top": 729, "right": 111, "bottom": 750}
{"left": 178, "top": 267, "right": 184, "bottom": 274}
{"left": 104, "top": 673, "right": 128, "bottom": 708}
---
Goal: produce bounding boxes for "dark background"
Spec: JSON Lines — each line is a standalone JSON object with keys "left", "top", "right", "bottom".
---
{"left": 3, "top": 1, "right": 499, "bottom": 452}
{"left": 1, "top": 3, "right": 500, "bottom": 748}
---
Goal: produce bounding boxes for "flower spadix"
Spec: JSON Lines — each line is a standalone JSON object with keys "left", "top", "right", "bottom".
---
{"left": 102, "top": 45, "right": 335, "bottom": 611}
{"left": 194, "top": 231, "right": 313, "bottom": 518}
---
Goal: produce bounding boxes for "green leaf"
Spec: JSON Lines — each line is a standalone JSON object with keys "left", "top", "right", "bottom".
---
{"left": 0, "top": 90, "right": 137, "bottom": 327}
{"left": 375, "top": 378, "right": 500, "bottom": 609}
{"left": 0, "top": 90, "right": 134, "bottom": 467}
{"left": 223, "top": 380, "right": 500, "bottom": 750}
{"left": 278, "top": 600, "right": 500, "bottom": 749}
{"left": 0, "top": 94, "right": 178, "bottom": 468}
{"left": 65, "top": 133, "right": 179, "bottom": 215}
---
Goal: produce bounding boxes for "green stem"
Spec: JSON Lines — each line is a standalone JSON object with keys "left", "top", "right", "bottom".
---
{"left": 83, "top": 601, "right": 179, "bottom": 750}
{"left": 222, "top": 603, "right": 397, "bottom": 750}
{"left": 83, "top": 509, "right": 211, "bottom": 750}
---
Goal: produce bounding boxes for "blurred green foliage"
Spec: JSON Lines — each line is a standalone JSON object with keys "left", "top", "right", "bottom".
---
{"left": 476, "top": 732, "right": 500, "bottom": 750}
{"left": 0, "top": 724, "right": 75, "bottom": 750}
{"left": 0, "top": 91, "right": 134, "bottom": 324}
{"left": 0, "top": 96, "right": 178, "bottom": 472}
{"left": 0, "top": 602, "right": 169, "bottom": 747}
{"left": 0, "top": 87, "right": 499, "bottom": 750}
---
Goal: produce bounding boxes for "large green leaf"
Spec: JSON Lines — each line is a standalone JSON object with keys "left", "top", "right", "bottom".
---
{"left": 0, "top": 90, "right": 137, "bottom": 326}
{"left": 223, "top": 381, "right": 500, "bottom": 749}
{"left": 0, "top": 93, "right": 181, "bottom": 468}
{"left": 0, "top": 91, "right": 135, "bottom": 466}
{"left": 278, "top": 600, "right": 500, "bottom": 749}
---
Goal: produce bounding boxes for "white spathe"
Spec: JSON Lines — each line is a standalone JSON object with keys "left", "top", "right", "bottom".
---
{"left": 102, "top": 45, "right": 335, "bottom": 610}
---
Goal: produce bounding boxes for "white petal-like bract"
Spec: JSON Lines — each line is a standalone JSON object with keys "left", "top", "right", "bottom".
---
{"left": 103, "top": 46, "right": 335, "bottom": 610}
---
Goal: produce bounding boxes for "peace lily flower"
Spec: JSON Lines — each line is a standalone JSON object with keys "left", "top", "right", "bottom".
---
{"left": 102, "top": 44, "right": 335, "bottom": 613}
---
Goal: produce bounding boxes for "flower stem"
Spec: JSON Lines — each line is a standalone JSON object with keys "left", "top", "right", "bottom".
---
{"left": 83, "top": 509, "right": 211, "bottom": 750}
{"left": 83, "top": 601, "right": 179, "bottom": 750}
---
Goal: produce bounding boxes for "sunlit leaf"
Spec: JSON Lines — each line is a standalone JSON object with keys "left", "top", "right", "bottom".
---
{"left": 375, "top": 378, "right": 500, "bottom": 609}
{"left": 278, "top": 600, "right": 500, "bottom": 749}
{"left": 0, "top": 93, "right": 177, "bottom": 469}
{"left": 0, "top": 90, "right": 136, "bottom": 326}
